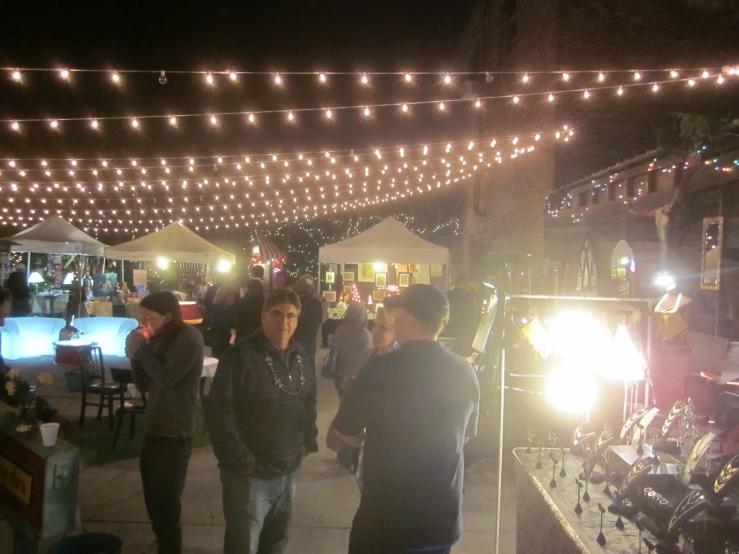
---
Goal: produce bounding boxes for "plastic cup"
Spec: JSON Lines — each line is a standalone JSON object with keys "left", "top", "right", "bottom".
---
{"left": 40, "top": 422, "right": 60, "bottom": 447}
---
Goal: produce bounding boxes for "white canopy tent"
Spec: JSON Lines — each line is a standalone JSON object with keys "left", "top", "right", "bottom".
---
{"left": 104, "top": 222, "right": 235, "bottom": 265}
{"left": 318, "top": 216, "right": 450, "bottom": 265}
{"left": 8, "top": 215, "right": 107, "bottom": 256}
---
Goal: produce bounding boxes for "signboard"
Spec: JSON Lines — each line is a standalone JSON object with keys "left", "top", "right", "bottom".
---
{"left": 0, "top": 453, "right": 33, "bottom": 506}
{"left": 133, "top": 269, "right": 148, "bottom": 287}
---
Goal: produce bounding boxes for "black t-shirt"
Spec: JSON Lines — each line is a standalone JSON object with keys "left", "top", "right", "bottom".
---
{"left": 333, "top": 340, "right": 480, "bottom": 550}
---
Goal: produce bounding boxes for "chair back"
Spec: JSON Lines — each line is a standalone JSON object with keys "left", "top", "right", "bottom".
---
{"left": 78, "top": 346, "right": 106, "bottom": 385}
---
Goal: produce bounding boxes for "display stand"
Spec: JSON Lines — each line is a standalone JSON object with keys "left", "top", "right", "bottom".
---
{"left": 488, "top": 293, "right": 656, "bottom": 554}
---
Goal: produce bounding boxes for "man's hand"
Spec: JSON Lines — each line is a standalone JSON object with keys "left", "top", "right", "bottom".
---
{"left": 50, "top": 411, "right": 75, "bottom": 438}
{"left": 125, "top": 330, "right": 147, "bottom": 359}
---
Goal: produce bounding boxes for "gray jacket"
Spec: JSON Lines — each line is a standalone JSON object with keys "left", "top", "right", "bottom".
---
{"left": 132, "top": 325, "right": 204, "bottom": 437}
{"left": 334, "top": 303, "right": 373, "bottom": 379}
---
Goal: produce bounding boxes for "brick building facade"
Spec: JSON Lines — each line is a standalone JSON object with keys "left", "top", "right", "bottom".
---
{"left": 454, "top": 0, "right": 739, "bottom": 284}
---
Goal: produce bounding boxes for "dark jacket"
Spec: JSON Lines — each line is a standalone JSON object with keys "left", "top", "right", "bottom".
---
{"left": 206, "top": 330, "right": 318, "bottom": 476}
{"left": 210, "top": 304, "right": 234, "bottom": 358}
{"left": 443, "top": 287, "right": 479, "bottom": 339}
{"left": 131, "top": 325, "right": 204, "bottom": 437}
{"left": 232, "top": 294, "right": 263, "bottom": 342}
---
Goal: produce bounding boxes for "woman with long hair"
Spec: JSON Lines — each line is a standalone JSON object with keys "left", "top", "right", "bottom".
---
{"left": 210, "top": 285, "right": 235, "bottom": 358}
{"left": 126, "top": 291, "right": 204, "bottom": 554}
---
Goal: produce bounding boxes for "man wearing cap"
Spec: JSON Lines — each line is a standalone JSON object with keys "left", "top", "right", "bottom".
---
{"left": 327, "top": 284, "right": 480, "bottom": 554}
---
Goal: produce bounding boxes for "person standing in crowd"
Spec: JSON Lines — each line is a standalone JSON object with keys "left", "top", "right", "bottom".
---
{"left": 327, "top": 285, "right": 480, "bottom": 554}
{"left": 291, "top": 275, "right": 323, "bottom": 370}
{"left": 125, "top": 291, "right": 204, "bottom": 554}
{"left": 251, "top": 265, "right": 269, "bottom": 296}
{"left": 272, "top": 268, "right": 288, "bottom": 290}
{"left": 0, "top": 288, "right": 73, "bottom": 435}
{"left": 443, "top": 277, "right": 479, "bottom": 349}
{"left": 232, "top": 278, "right": 265, "bottom": 342}
{"left": 207, "top": 288, "right": 318, "bottom": 554}
{"left": 210, "top": 285, "right": 236, "bottom": 358}
{"left": 6, "top": 265, "right": 31, "bottom": 317}
{"left": 333, "top": 302, "right": 373, "bottom": 470}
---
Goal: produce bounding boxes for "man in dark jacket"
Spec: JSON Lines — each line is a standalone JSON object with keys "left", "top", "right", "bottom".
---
{"left": 6, "top": 266, "right": 31, "bottom": 317}
{"left": 291, "top": 275, "right": 323, "bottom": 370}
{"left": 207, "top": 288, "right": 318, "bottom": 554}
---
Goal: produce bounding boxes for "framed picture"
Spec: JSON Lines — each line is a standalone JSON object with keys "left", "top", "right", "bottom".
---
{"left": 323, "top": 290, "right": 337, "bottom": 302}
{"left": 342, "top": 271, "right": 355, "bottom": 282}
{"left": 399, "top": 273, "right": 410, "bottom": 288}
{"left": 430, "top": 264, "right": 443, "bottom": 277}
{"left": 375, "top": 273, "right": 387, "bottom": 287}
{"left": 373, "top": 289, "right": 387, "bottom": 301}
{"left": 359, "top": 263, "right": 375, "bottom": 282}
{"left": 325, "top": 271, "right": 335, "bottom": 284}
{"left": 343, "top": 285, "right": 353, "bottom": 297}
{"left": 395, "top": 263, "right": 409, "bottom": 273}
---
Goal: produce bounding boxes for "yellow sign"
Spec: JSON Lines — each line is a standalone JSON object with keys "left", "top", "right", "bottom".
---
{"left": 0, "top": 453, "right": 33, "bottom": 506}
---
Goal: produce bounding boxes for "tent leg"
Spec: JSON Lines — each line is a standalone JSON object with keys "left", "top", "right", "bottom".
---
{"left": 494, "top": 346, "right": 506, "bottom": 554}
{"left": 27, "top": 252, "right": 31, "bottom": 277}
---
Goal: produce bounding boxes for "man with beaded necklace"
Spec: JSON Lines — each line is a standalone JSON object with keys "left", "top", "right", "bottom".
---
{"left": 207, "top": 288, "right": 318, "bottom": 554}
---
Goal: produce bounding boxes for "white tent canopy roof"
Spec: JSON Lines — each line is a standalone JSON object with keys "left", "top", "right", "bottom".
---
{"left": 105, "top": 222, "right": 236, "bottom": 264}
{"left": 8, "top": 215, "right": 107, "bottom": 256}
{"left": 318, "top": 216, "right": 450, "bottom": 264}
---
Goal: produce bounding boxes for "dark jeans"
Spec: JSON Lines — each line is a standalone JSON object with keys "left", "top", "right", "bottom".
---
{"left": 348, "top": 530, "right": 452, "bottom": 554}
{"left": 140, "top": 436, "right": 193, "bottom": 554}
{"left": 221, "top": 467, "right": 300, "bottom": 554}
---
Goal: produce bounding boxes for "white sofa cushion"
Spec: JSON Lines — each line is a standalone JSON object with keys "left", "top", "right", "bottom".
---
{"left": 0, "top": 317, "right": 66, "bottom": 360}
{"left": 73, "top": 317, "right": 139, "bottom": 357}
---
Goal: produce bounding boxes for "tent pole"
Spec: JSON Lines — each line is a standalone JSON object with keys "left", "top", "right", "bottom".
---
{"left": 26, "top": 252, "right": 31, "bottom": 277}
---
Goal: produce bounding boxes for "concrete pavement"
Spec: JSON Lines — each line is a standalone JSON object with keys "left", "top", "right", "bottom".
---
{"left": 0, "top": 354, "right": 516, "bottom": 553}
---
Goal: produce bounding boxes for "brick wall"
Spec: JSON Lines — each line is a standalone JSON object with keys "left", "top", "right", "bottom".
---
{"left": 455, "top": 0, "right": 739, "bottom": 275}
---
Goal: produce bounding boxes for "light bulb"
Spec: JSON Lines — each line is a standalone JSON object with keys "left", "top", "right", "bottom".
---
{"left": 59, "top": 69, "right": 70, "bottom": 80}
{"left": 49, "top": 119, "right": 58, "bottom": 129}
{"left": 513, "top": 95, "right": 520, "bottom": 103}
{"left": 159, "top": 70, "right": 167, "bottom": 84}
{"left": 274, "top": 73, "right": 282, "bottom": 85}
{"left": 210, "top": 115, "right": 218, "bottom": 125}
{"left": 401, "top": 103, "right": 409, "bottom": 112}
{"left": 10, "top": 121, "right": 19, "bottom": 131}
{"left": 598, "top": 72, "right": 605, "bottom": 82}
{"left": 439, "top": 102, "right": 445, "bottom": 111}
{"left": 652, "top": 83, "right": 659, "bottom": 92}
{"left": 562, "top": 72, "right": 570, "bottom": 81}
{"left": 287, "top": 111, "right": 294, "bottom": 121}
{"left": 535, "top": 134, "right": 541, "bottom": 141}
{"left": 522, "top": 73, "right": 529, "bottom": 83}
{"left": 717, "top": 75, "right": 725, "bottom": 84}
{"left": 670, "top": 70, "right": 679, "bottom": 78}
{"left": 90, "top": 119, "right": 99, "bottom": 129}
{"left": 688, "top": 79, "right": 696, "bottom": 87}
{"left": 318, "top": 72, "right": 326, "bottom": 83}
{"left": 229, "top": 71, "right": 238, "bottom": 81}
{"left": 360, "top": 73, "right": 369, "bottom": 84}
{"left": 111, "top": 72, "right": 120, "bottom": 83}
{"left": 490, "top": 139, "right": 496, "bottom": 147}
{"left": 325, "top": 109, "right": 333, "bottom": 119}
{"left": 583, "top": 90, "right": 590, "bottom": 98}
{"left": 131, "top": 118, "right": 139, "bottom": 128}
{"left": 548, "top": 93, "right": 555, "bottom": 102}
{"left": 205, "top": 73, "right": 214, "bottom": 85}
{"left": 702, "top": 70, "right": 709, "bottom": 78}
{"left": 404, "top": 73, "right": 412, "bottom": 82}
{"left": 363, "top": 106, "right": 371, "bottom": 117}
{"left": 617, "top": 86, "right": 624, "bottom": 95}
{"left": 443, "top": 74, "right": 452, "bottom": 84}
{"left": 169, "top": 116, "right": 177, "bottom": 126}
{"left": 634, "top": 71, "right": 642, "bottom": 80}
{"left": 11, "top": 70, "right": 21, "bottom": 81}
{"left": 247, "top": 113, "right": 255, "bottom": 123}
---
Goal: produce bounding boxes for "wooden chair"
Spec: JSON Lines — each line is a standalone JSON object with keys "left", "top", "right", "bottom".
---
{"left": 110, "top": 368, "right": 147, "bottom": 452}
{"left": 77, "top": 346, "right": 126, "bottom": 429}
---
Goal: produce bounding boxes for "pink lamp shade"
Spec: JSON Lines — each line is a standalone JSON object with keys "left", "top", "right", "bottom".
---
{"left": 179, "top": 302, "right": 203, "bottom": 325}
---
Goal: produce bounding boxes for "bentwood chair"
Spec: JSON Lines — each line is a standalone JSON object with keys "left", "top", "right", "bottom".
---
{"left": 110, "top": 368, "right": 147, "bottom": 452}
{"left": 77, "top": 346, "right": 126, "bottom": 429}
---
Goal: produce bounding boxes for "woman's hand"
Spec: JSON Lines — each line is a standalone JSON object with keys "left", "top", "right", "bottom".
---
{"left": 125, "top": 330, "right": 147, "bottom": 359}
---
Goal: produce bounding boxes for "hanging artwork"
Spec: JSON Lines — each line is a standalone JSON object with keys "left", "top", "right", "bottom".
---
{"left": 359, "top": 263, "right": 375, "bottom": 282}
{"left": 418, "top": 265, "right": 431, "bottom": 285}
{"left": 342, "top": 271, "right": 355, "bottom": 282}
{"left": 375, "top": 273, "right": 387, "bottom": 287}
{"left": 430, "top": 264, "right": 443, "bottom": 277}
{"left": 323, "top": 291, "right": 337, "bottom": 302}
{"left": 395, "top": 263, "right": 409, "bottom": 273}
{"left": 325, "top": 271, "right": 335, "bottom": 284}
{"left": 399, "top": 273, "right": 410, "bottom": 288}
{"left": 576, "top": 235, "right": 598, "bottom": 292}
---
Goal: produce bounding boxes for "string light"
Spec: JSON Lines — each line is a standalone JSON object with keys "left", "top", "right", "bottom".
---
{"left": 10, "top": 121, "right": 19, "bottom": 131}
{"left": 11, "top": 70, "right": 21, "bottom": 82}
{"left": 228, "top": 71, "right": 238, "bottom": 82}
{"left": 360, "top": 73, "right": 369, "bottom": 85}
{"left": 617, "top": 87, "right": 624, "bottom": 96}
{"left": 59, "top": 69, "right": 70, "bottom": 80}
{"left": 598, "top": 72, "right": 605, "bottom": 82}
{"left": 634, "top": 71, "right": 642, "bottom": 81}
{"left": 90, "top": 119, "right": 99, "bottom": 129}
{"left": 274, "top": 73, "right": 283, "bottom": 86}
{"left": 562, "top": 72, "right": 570, "bottom": 81}
{"left": 438, "top": 102, "right": 446, "bottom": 111}
{"left": 401, "top": 103, "right": 409, "bottom": 112}
{"left": 111, "top": 72, "right": 120, "bottom": 84}
{"left": 130, "top": 118, "right": 140, "bottom": 128}
{"left": 169, "top": 116, "right": 178, "bottom": 126}
{"left": 475, "top": 99, "right": 481, "bottom": 108}
{"left": 325, "top": 109, "right": 333, "bottom": 119}
{"left": 651, "top": 83, "right": 660, "bottom": 92}
{"left": 363, "top": 106, "right": 371, "bottom": 117}
{"left": 49, "top": 120, "right": 58, "bottom": 129}
{"left": 318, "top": 72, "right": 327, "bottom": 83}
{"left": 688, "top": 79, "right": 696, "bottom": 87}
{"left": 210, "top": 115, "right": 218, "bottom": 125}
{"left": 287, "top": 111, "right": 295, "bottom": 122}
{"left": 404, "top": 73, "right": 413, "bottom": 82}
{"left": 247, "top": 113, "right": 256, "bottom": 123}
{"left": 522, "top": 73, "right": 530, "bottom": 83}
{"left": 205, "top": 73, "right": 214, "bottom": 85}
{"left": 443, "top": 74, "right": 452, "bottom": 84}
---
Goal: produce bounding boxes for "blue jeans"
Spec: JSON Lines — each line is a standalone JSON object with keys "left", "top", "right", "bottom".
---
{"left": 221, "top": 467, "right": 300, "bottom": 554}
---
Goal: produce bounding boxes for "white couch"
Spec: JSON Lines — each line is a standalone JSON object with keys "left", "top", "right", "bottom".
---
{"left": 71, "top": 317, "right": 138, "bottom": 357}
{"left": 0, "top": 316, "right": 138, "bottom": 360}
{"left": 0, "top": 318, "right": 66, "bottom": 359}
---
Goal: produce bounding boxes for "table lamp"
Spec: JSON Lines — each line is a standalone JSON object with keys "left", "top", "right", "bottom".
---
{"left": 179, "top": 302, "right": 203, "bottom": 325}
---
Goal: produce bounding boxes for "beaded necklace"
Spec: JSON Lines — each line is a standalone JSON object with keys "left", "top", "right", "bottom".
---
{"left": 264, "top": 352, "right": 305, "bottom": 396}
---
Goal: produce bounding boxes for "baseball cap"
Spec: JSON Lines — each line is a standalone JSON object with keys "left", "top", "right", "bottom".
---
{"left": 384, "top": 284, "right": 450, "bottom": 327}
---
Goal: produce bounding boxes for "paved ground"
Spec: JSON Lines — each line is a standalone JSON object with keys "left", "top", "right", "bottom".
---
{"left": 1, "top": 352, "right": 516, "bottom": 553}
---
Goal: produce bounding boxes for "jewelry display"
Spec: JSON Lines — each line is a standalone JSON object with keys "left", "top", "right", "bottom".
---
{"left": 596, "top": 503, "right": 607, "bottom": 545}
{"left": 559, "top": 447, "right": 567, "bottom": 478}
{"left": 550, "top": 458, "right": 558, "bottom": 488}
{"left": 574, "top": 478, "right": 583, "bottom": 515}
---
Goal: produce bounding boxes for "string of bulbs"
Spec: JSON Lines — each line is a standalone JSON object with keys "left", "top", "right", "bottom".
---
{"left": 3, "top": 70, "right": 736, "bottom": 133}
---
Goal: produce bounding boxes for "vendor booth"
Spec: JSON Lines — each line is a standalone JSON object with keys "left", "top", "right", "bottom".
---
{"left": 318, "top": 216, "right": 450, "bottom": 312}
{"left": 249, "top": 237, "right": 286, "bottom": 289}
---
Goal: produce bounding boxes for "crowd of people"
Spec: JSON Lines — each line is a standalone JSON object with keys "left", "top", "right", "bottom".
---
{"left": 1, "top": 263, "right": 482, "bottom": 554}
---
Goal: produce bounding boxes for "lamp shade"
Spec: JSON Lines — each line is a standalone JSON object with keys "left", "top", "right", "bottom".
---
{"left": 179, "top": 302, "right": 203, "bottom": 325}
{"left": 28, "top": 271, "right": 45, "bottom": 284}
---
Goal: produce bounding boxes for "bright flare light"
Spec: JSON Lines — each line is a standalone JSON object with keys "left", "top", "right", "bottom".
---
{"left": 654, "top": 272, "right": 675, "bottom": 290}
{"left": 217, "top": 260, "right": 232, "bottom": 273}
{"left": 546, "top": 367, "right": 597, "bottom": 414}
{"left": 607, "top": 325, "right": 646, "bottom": 383}
{"left": 156, "top": 257, "right": 168, "bottom": 269}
